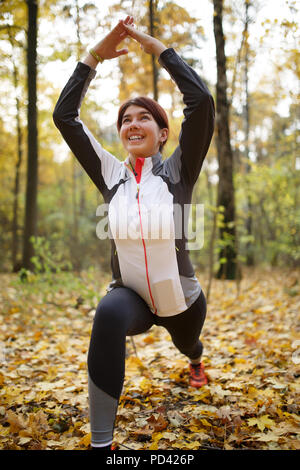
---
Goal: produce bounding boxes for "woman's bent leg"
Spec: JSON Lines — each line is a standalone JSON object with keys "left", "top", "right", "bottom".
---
{"left": 87, "top": 287, "right": 154, "bottom": 448}
{"left": 157, "top": 289, "right": 207, "bottom": 361}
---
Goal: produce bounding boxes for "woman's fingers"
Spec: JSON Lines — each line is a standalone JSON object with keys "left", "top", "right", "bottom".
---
{"left": 113, "top": 16, "right": 134, "bottom": 38}
{"left": 120, "top": 16, "right": 134, "bottom": 33}
{"left": 122, "top": 23, "right": 146, "bottom": 42}
{"left": 114, "top": 47, "right": 129, "bottom": 57}
{"left": 124, "top": 15, "right": 134, "bottom": 25}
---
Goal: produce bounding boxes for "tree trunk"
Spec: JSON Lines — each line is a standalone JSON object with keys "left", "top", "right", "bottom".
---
{"left": 6, "top": 26, "right": 23, "bottom": 271}
{"left": 22, "top": 0, "right": 38, "bottom": 270}
{"left": 68, "top": 0, "right": 82, "bottom": 271}
{"left": 243, "top": 0, "right": 254, "bottom": 266}
{"left": 12, "top": 63, "right": 23, "bottom": 271}
{"left": 149, "top": 0, "right": 159, "bottom": 101}
{"left": 213, "top": 0, "right": 237, "bottom": 279}
{"left": 75, "top": 0, "right": 86, "bottom": 217}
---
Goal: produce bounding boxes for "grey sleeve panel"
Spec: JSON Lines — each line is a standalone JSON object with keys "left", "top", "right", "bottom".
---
{"left": 162, "top": 146, "right": 182, "bottom": 184}
{"left": 88, "top": 373, "right": 118, "bottom": 447}
{"left": 159, "top": 48, "right": 215, "bottom": 187}
{"left": 179, "top": 275, "right": 202, "bottom": 308}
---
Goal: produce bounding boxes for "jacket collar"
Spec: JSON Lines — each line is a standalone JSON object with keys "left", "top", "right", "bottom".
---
{"left": 124, "top": 152, "right": 162, "bottom": 180}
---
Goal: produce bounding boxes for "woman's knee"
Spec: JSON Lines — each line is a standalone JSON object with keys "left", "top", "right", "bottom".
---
{"left": 93, "top": 290, "right": 128, "bottom": 331}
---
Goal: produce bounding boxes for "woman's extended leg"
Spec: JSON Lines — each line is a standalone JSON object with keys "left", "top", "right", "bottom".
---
{"left": 87, "top": 287, "right": 154, "bottom": 448}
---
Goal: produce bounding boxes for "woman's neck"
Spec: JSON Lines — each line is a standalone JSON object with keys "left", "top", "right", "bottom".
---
{"left": 129, "top": 155, "right": 137, "bottom": 168}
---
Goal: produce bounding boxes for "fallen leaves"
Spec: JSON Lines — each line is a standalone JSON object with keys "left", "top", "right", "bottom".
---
{"left": 0, "top": 268, "right": 299, "bottom": 450}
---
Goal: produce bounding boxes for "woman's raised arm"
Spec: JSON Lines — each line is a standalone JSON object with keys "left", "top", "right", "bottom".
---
{"left": 53, "top": 18, "right": 135, "bottom": 196}
{"left": 123, "top": 23, "right": 215, "bottom": 187}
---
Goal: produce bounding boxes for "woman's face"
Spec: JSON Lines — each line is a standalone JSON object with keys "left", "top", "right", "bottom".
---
{"left": 119, "top": 105, "right": 168, "bottom": 161}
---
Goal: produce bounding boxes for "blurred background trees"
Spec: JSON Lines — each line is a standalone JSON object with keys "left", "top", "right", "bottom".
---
{"left": 0, "top": 0, "right": 299, "bottom": 279}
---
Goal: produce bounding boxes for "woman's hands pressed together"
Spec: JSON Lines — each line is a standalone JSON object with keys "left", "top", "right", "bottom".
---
{"left": 84, "top": 16, "right": 167, "bottom": 69}
{"left": 121, "top": 22, "right": 167, "bottom": 57}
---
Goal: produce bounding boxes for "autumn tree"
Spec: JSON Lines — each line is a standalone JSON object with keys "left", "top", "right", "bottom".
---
{"left": 22, "top": 0, "right": 38, "bottom": 270}
{"left": 213, "top": 0, "right": 237, "bottom": 280}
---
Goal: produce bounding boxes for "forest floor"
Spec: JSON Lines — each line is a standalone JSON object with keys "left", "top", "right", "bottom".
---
{"left": 0, "top": 267, "right": 299, "bottom": 451}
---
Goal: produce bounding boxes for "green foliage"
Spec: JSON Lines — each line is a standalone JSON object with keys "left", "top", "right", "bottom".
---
{"left": 239, "top": 156, "right": 300, "bottom": 266}
{"left": 29, "top": 235, "right": 72, "bottom": 275}
{"left": 14, "top": 266, "right": 103, "bottom": 312}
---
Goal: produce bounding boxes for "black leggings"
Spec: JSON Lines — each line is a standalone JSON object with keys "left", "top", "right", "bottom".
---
{"left": 87, "top": 286, "right": 206, "bottom": 447}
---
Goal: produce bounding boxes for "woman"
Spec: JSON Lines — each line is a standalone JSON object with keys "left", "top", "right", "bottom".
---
{"left": 53, "top": 16, "right": 215, "bottom": 450}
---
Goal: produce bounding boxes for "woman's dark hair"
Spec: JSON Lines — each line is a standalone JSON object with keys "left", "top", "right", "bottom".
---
{"left": 117, "top": 96, "right": 169, "bottom": 150}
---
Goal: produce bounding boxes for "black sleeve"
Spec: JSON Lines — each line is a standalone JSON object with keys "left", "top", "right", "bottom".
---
{"left": 53, "top": 62, "right": 122, "bottom": 195}
{"left": 158, "top": 48, "right": 215, "bottom": 186}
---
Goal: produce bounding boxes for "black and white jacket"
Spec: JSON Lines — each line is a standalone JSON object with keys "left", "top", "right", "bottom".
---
{"left": 53, "top": 48, "right": 215, "bottom": 317}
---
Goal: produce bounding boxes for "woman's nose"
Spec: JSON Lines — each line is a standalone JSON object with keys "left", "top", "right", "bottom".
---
{"left": 129, "top": 119, "right": 139, "bottom": 129}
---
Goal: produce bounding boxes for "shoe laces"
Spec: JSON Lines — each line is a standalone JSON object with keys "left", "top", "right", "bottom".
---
{"left": 191, "top": 363, "right": 203, "bottom": 377}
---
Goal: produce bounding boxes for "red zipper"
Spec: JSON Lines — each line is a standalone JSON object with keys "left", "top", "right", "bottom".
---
{"left": 126, "top": 159, "right": 157, "bottom": 314}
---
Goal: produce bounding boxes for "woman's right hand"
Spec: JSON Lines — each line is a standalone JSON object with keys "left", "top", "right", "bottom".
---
{"left": 84, "top": 16, "right": 134, "bottom": 68}
{"left": 93, "top": 16, "right": 134, "bottom": 60}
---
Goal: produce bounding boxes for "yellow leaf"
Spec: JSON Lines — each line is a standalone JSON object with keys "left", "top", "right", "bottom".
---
{"left": 149, "top": 431, "right": 164, "bottom": 450}
{"left": 247, "top": 415, "right": 274, "bottom": 432}
{"left": 189, "top": 425, "right": 200, "bottom": 432}
{"left": 247, "top": 385, "right": 259, "bottom": 398}
{"left": 5, "top": 410, "right": 26, "bottom": 433}
{"left": 152, "top": 432, "right": 163, "bottom": 443}
{"left": 143, "top": 333, "right": 155, "bottom": 344}
{"left": 234, "top": 357, "right": 246, "bottom": 364}
{"left": 139, "top": 377, "right": 153, "bottom": 393}
{"left": 183, "top": 441, "right": 201, "bottom": 450}
{"left": 79, "top": 433, "right": 91, "bottom": 447}
{"left": 0, "top": 372, "right": 4, "bottom": 386}
{"left": 126, "top": 356, "right": 147, "bottom": 372}
{"left": 199, "top": 418, "right": 211, "bottom": 427}
{"left": 56, "top": 342, "right": 67, "bottom": 354}
{"left": 27, "top": 410, "right": 50, "bottom": 438}
{"left": 149, "top": 441, "right": 159, "bottom": 450}
{"left": 33, "top": 331, "right": 42, "bottom": 341}
{"left": 191, "top": 389, "right": 211, "bottom": 401}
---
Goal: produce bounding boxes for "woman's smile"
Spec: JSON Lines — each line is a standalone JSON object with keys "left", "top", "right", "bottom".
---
{"left": 128, "top": 134, "right": 145, "bottom": 142}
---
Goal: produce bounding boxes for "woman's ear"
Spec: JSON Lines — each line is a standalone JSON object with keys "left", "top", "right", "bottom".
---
{"left": 159, "top": 128, "right": 169, "bottom": 145}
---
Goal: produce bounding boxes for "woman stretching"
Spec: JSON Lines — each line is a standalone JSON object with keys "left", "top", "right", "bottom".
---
{"left": 53, "top": 16, "right": 215, "bottom": 450}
